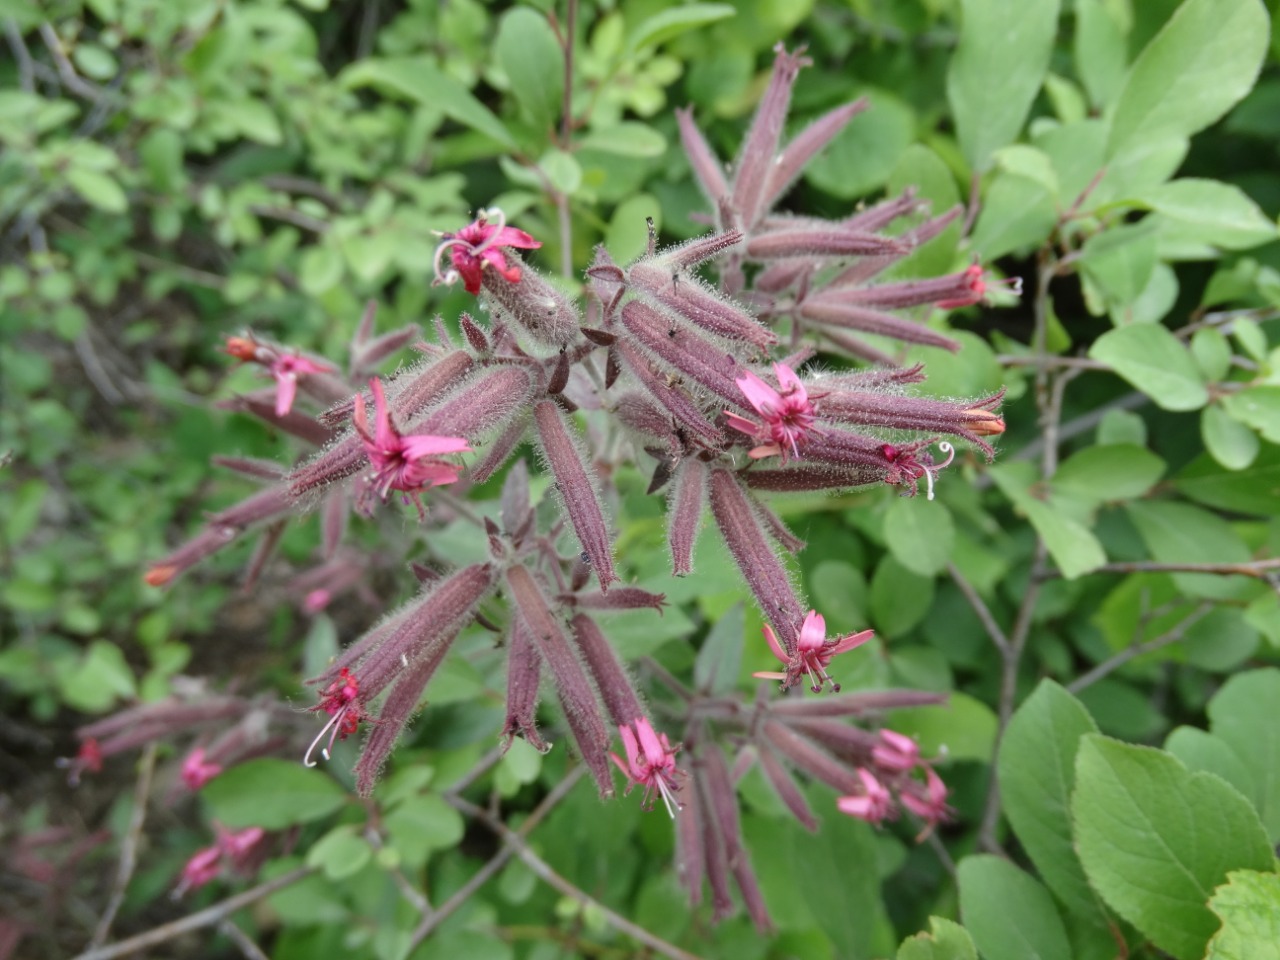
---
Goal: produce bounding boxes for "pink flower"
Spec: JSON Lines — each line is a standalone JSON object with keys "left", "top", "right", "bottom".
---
{"left": 900, "top": 766, "right": 950, "bottom": 832}
{"left": 610, "top": 718, "right": 683, "bottom": 817}
{"left": 871, "top": 730, "right": 920, "bottom": 773}
{"left": 936, "top": 264, "right": 1023, "bottom": 309}
{"left": 172, "top": 825, "right": 268, "bottom": 898}
{"left": 434, "top": 209, "right": 542, "bottom": 295}
{"left": 304, "top": 668, "right": 375, "bottom": 767}
{"left": 180, "top": 748, "right": 223, "bottom": 791}
{"left": 836, "top": 768, "right": 893, "bottom": 825}
{"left": 352, "top": 378, "right": 471, "bottom": 516}
{"left": 881, "top": 441, "right": 955, "bottom": 501}
{"left": 725, "top": 362, "right": 818, "bottom": 462}
{"left": 302, "top": 588, "right": 332, "bottom": 614}
{"left": 755, "top": 609, "right": 874, "bottom": 693}
{"left": 223, "top": 334, "right": 334, "bottom": 417}
{"left": 173, "top": 843, "right": 222, "bottom": 897}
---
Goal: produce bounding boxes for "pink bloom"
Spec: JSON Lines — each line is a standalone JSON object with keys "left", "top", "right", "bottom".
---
{"left": 352, "top": 378, "right": 471, "bottom": 516}
{"left": 881, "top": 441, "right": 955, "bottom": 501}
{"left": 755, "top": 609, "right": 874, "bottom": 693}
{"left": 936, "top": 264, "right": 1023, "bottom": 309}
{"left": 725, "top": 362, "right": 818, "bottom": 462}
{"left": 268, "top": 353, "right": 333, "bottom": 417}
{"left": 871, "top": 730, "right": 920, "bottom": 773}
{"left": 180, "top": 748, "right": 223, "bottom": 791}
{"left": 610, "top": 718, "right": 683, "bottom": 817}
{"left": 173, "top": 843, "right": 222, "bottom": 897}
{"left": 900, "top": 766, "right": 950, "bottom": 833}
{"left": 304, "top": 668, "right": 375, "bottom": 767}
{"left": 434, "top": 209, "right": 542, "bottom": 294}
{"left": 836, "top": 768, "right": 893, "bottom": 825}
{"left": 302, "top": 588, "right": 332, "bottom": 614}
{"left": 215, "top": 824, "right": 266, "bottom": 868}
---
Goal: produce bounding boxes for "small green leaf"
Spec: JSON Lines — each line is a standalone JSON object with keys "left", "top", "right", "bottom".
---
{"left": 1073, "top": 735, "right": 1273, "bottom": 960}
{"left": 1022, "top": 500, "right": 1106, "bottom": 579}
{"left": 1231, "top": 316, "right": 1269, "bottom": 361}
{"left": 1106, "top": 0, "right": 1269, "bottom": 158}
{"left": 58, "top": 641, "right": 136, "bottom": 712}
{"left": 1175, "top": 445, "right": 1280, "bottom": 517}
{"left": 298, "top": 245, "right": 344, "bottom": 296}
{"left": 539, "top": 149, "right": 582, "bottom": 195}
{"left": 1207, "top": 669, "right": 1280, "bottom": 841}
{"left": 1053, "top": 443, "right": 1165, "bottom": 502}
{"left": 229, "top": 99, "right": 282, "bottom": 145}
{"left": 897, "top": 917, "right": 978, "bottom": 960}
{"left": 66, "top": 168, "right": 127, "bottom": 213}
{"left": 1078, "top": 221, "right": 1157, "bottom": 308}
{"left": 958, "top": 855, "right": 1072, "bottom": 960}
{"left": 1137, "top": 179, "right": 1278, "bottom": 251}
{"left": 1088, "top": 324, "right": 1208, "bottom": 411}
{"left": 495, "top": 8, "right": 563, "bottom": 134}
{"left": 1191, "top": 327, "right": 1234, "bottom": 381}
{"left": 695, "top": 602, "right": 744, "bottom": 696}
{"left": 1222, "top": 387, "right": 1280, "bottom": 444}
{"left": 999, "top": 680, "right": 1103, "bottom": 920}
{"left": 626, "top": 3, "right": 736, "bottom": 53}
{"left": 969, "top": 173, "right": 1058, "bottom": 260}
{"left": 1074, "top": 0, "right": 1129, "bottom": 108}
{"left": 1126, "top": 499, "right": 1252, "bottom": 599}
{"left": 203, "top": 759, "right": 347, "bottom": 828}
{"left": 946, "top": 0, "right": 1062, "bottom": 171}
{"left": 341, "top": 57, "right": 514, "bottom": 148}
{"left": 307, "top": 825, "right": 373, "bottom": 880}
{"left": 803, "top": 90, "right": 915, "bottom": 199}
{"left": 1206, "top": 870, "right": 1280, "bottom": 960}
{"left": 578, "top": 122, "right": 667, "bottom": 158}
{"left": 870, "top": 555, "right": 934, "bottom": 635}
{"left": 884, "top": 497, "right": 954, "bottom": 577}
{"left": 1202, "top": 404, "right": 1260, "bottom": 471}
{"left": 1164, "top": 727, "right": 1254, "bottom": 801}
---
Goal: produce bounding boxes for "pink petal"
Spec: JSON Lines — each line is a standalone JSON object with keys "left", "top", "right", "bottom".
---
{"left": 492, "top": 226, "right": 541, "bottom": 250}
{"left": 797, "top": 610, "right": 826, "bottom": 651}
{"left": 274, "top": 373, "right": 298, "bottom": 417}
{"left": 724, "top": 411, "right": 763, "bottom": 438}
{"left": 634, "top": 717, "right": 666, "bottom": 766}
{"left": 735, "top": 369, "right": 782, "bottom": 417}
{"left": 618, "top": 723, "right": 642, "bottom": 778}
{"left": 368, "top": 378, "right": 396, "bottom": 450}
{"left": 761, "top": 623, "right": 789, "bottom": 666}
{"left": 828, "top": 628, "right": 875, "bottom": 656}
{"left": 773, "top": 362, "right": 806, "bottom": 402}
{"left": 400, "top": 434, "right": 472, "bottom": 458}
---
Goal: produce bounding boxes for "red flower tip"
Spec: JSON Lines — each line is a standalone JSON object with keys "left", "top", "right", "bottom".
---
{"left": 936, "top": 264, "right": 1023, "bottom": 309}
{"left": 610, "top": 718, "right": 683, "bottom": 817}
{"left": 433, "top": 208, "right": 542, "bottom": 295}
{"left": 881, "top": 441, "right": 955, "bottom": 500}
{"left": 304, "top": 668, "right": 374, "bottom": 767}
{"left": 223, "top": 335, "right": 261, "bottom": 363}
{"left": 754, "top": 609, "right": 874, "bottom": 693}
{"left": 180, "top": 748, "right": 223, "bottom": 791}
{"left": 144, "top": 564, "right": 177, "bottom": 587}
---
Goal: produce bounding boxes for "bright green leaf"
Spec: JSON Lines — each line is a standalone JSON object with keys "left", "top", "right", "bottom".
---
{"left": 66, "top": 168, "right": 127, "bottom": 214}
{"left": 203, "top": 759, "right": 347, "bottom": 828}
{"left": 897, "top": 917, "right": 978, "bottom": 960}
{"left": 1079, "top": 221, "right": 1157, "bottom": 309}
{"left": 494, "top": 8, "right": 563, "bottom": 134}
{"left": 307, "top": 825, "right": 373, "bottom": 880}
{"left": 1022, "top": 500, "right": 1106, "bottom": 579}
{"left": 947, "top": 0, "right": 1062, "bottom": 171}
{"left": 1136, "top": 179, "right": 1278, "bottom": 251}
{"left": 1202, "top": 404, "right": 1260, "bottom": 471}
{"left": 958, "top": 855, "right": 1072, "bottom": 960}
{"left": 970, "top": 173, "right": 1058, "bottom": 260}
{"left": 626, "top": 4, "right": 736, "bottom": 53}
{"left": 1053, "top": 443, "right": 1165, "bottom": 502}
{"left": 1088, "top": 324, "right": 1208, "bottom": 411}
{"left": 1073, "top": 735, "right": 1273, "bottom": 960}
{"left": 884, "top": 498, "right": 954, "bottom": 577}
{"left": 1074, "top": 0, "right": 1129, "bottom": 108}
{"left": 1106, "top": 0, "right": 1269, "bottom": 159}
{"left": 887, "top": 693, "right": 997, "bottom": 763}
{"left": 1164, "top": 727, "right": 1254, "bottom": 801}
{"left": 1206, "top": 870, "right": 1280, "bottom": 960}
{"left": 1222, "top": 387, "right": 1280, "bottom": 444}
{"left": 1207, "top": 669, "right": 1280, "bottom": 840}
{"left": 578, "top": 122, "right": 667, "bottom": 158}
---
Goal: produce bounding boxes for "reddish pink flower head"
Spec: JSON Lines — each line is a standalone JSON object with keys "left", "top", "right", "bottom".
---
{"left": 434, "top": 209, "right": 542, "bottom": 295}
{"left": 610, "top": 718, "right": 683, "bottom": 817}
{"left": 871, "top": 729, "right": 920, "bottom": 773}
{"left": 352, "top": 378, "right": 471, "bottom": 516}
{"left": 755, "top": 609, "right": 874, "bottom": 693}
{"left": 180, "top": 747, "right": 223, "bottom": 791}
{"left": 173, "top": 843, "right": 222, "bottom": 898}
{"left": 304, "top": 667, "right": 374, "bottom": 768}
{"left": 900, "top": 766, "right": 950, "bottom": 833}
{"left": 881, "top": 441, "right": 955, "bottom": 501}
{"left": 836, "top": 768, "right": 893, "bottom": 825}
{"left": 268, "top": 353, "right": 333, "bottom": 417}
{"left": 936, "top": 264, "right": 1023, "bottom": 309}
{"left": 725, "top": 362, "right": 818, "bottom": 462}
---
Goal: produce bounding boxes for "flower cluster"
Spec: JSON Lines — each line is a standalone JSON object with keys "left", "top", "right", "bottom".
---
{"left": 136, "top": 43, "right": 1017, "bottom": 924}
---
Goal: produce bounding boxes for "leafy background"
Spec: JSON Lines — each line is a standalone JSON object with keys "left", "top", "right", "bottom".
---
{"left": 3, "top": 0, "right": 1280, "bottom": 958}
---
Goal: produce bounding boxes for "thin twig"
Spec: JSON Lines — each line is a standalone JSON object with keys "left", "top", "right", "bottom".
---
{"left": 4, "top": 19, "right": 35, "bottom": 91}
{"left": 72, "top": 866, "right": 315, "bottom": 960}
{"left": 1067, "top": 603, "right": 1214, "bottom": 694}
{"left": 447, "top": 789, "right": 707, "bottom": 960}
{"left": 38, "top": 23, "right": 110, "bottom": 101}
{"left": 996, "top": 354, "right": 1108, "bottom": 371}
{"left": 216, "top": 919, "right": 270, "bottom": 960}
{"left": 407, "top": 766, "right": 587, "bottom": 949}
{"left": 947, "top": 563, "right": 1009, "bottom": 657}
{"left": 1040, "top": 558, "right": 1280, "bottom": 581}
{"left": 90, "top": 745, "right": 158, "bottom": 948}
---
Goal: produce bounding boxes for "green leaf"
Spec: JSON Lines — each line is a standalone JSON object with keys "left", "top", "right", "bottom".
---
{"left": 604, "top": 193, "right": 661, "bottom": 264}
{"left": 870, "top": 555, "right": 934, "bottom": 635}
{"left": 958, "top": 855, "right": 1072, "bottom": 960}
{"left": 803, "top": 90, "right": 915, "bottom": 199}
{"left": 1072, "top": 735, "right": 1273, "bottom": 960}
{"left": 1074, "top": 0, "right": 1129, "bottom": 108}
{"left": 539, "top": 148, "right": 582, "bottom": 195}
{"left": 1136, "top": 179, "right": 1278, "bottom": 251}
{"left": 946, "top": 0, "right": 1062, "bottom": 171}
{"left": 203, "top": 759, "right": 347, "bottom": 828}
{"left": 898, "top": 917, "right": 978, "bottom": 960}
{"left": 1164, "top": 727, "right": 1254, "bottom": 801}
{"left": 626, "top": 3, "right": 736, "bottom": 53}
{"left": 887, "top": 693, "right": 997, "bottom": 763}
{"left": 884, "top": 497, "right": 954, "bottom": 577}
{"left": 1207, "top": 669, "right": 1280, "bottom": 841}
{"left": 307, "top": 825, "right": 373, "bottom": 880}
{"left": 1192, "top": 327, "right": 1234, "bottom": 381}
{"left": 1088, "top": 324, "right": 1208, "bottom": 411}
{"left": 66, "top": 168, "right": 127, "bottom": 214}
{"left": 494, "top": 8, "right": 563, "bottom": 134}
{"left": 1222, "top": 387, "right": 1280, "bottom": 444}
{"left": 229, "top": 99, "right": 282, "bottom": 146}
{"left": 1206, "top": 870, "right": 1280, "bottom": 960}
{"left": 695, "top": 602, "right": 744, "bottom": 696}
{"left": 1175, "top": 445, "right": 1280, "bottom": 516}
{"left": 383, "top": 794, "right": 466, "bottom": 869}
{"left": 1126, "top": 499, "right": 1252, "bottom": 599}
{"left": 578, "top": 122, "right": 667, "bottom": 158}
{"left": 1078, "top": 221, "right": 1157, "bottom": 308}
{"left": 1202, "top": 405, "right": 1260, "bottom": 471}
{"left": 58, "top": 640, "right": 136, "bottom": 712}
{"left": 1022, "top": 500, "right": 1106, "bottom": 579}
{"left": 1106, "top": 0, "right": 1270, "bottom": 159}
{"left": 969, "top": 173, "right": 1058, "bottom": 260}
{"left": 998, "top": 680, "right": 1104, "bottom": 920}
{"left": 341, "top": 57, "right": 514, "bottom": 148}
{"left": 1052, "top": 443, "right": 1165, "bottom": 503}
